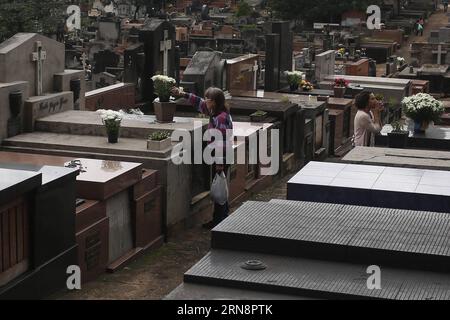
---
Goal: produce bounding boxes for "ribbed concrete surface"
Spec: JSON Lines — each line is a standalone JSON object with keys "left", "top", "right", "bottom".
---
{"left": 185, "top": 249, "right": 450, "bottom": 300}
{"left": 212, "top": 201, "right": 450, "bottom": 272}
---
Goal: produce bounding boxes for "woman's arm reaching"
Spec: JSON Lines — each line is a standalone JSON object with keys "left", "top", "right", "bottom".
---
{"left": 171, "top": 87, "right": 208, "bottom": 115}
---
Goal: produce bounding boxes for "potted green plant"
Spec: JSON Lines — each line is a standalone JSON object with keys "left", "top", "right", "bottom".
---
{"left": 333, "top": 78, "right": 349, "bottom": 98}
{"left": 402, "top": 93, "right": 444, "bottom": 134}
{"left": 285, "top": 71, "right": 303, "bottom": 91}
{"left": 250, "top": 110, "right": 268, "bottom": 122}
{"left": 152, "top": 75, "right": 177, "bottom": 123}
{"left": 147, "top": 131, "right": 172, "bottom": 150}
{"left": 387, "top": 120, "right": 409, "bottom": 148}
{"left": 96, "top": 109, "right": 122, "bottom": 143}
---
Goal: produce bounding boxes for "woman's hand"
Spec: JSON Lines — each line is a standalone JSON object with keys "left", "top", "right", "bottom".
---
{"left": 171, "top": 87, "right": 185, "bottom": 97}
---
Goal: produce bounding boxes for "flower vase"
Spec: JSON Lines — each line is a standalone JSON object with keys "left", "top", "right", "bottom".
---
{"left": 154, "top": 101, "right": 176, "bottom": 123}
{"left": 107, "top": 130, "right": 119, "bottom": 143}
{"left": 334, "top": 86, "right": 346, "bottom": 98}
{"left": 289, "top": 83, "right": 299, "bottom": 92}
{"left": 413, "top": 120, "right": 429, "bottom": 134}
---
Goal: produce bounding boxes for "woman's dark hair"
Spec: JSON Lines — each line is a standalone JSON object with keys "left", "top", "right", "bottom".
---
{"left": 205, "top": 87, "right": 229, "bottom": 115}
{"left": 355, "top": 91, "right": 372, "bottom": 110}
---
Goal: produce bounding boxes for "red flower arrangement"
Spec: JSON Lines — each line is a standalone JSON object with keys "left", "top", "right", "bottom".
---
{"left": 334, "top": 78, "right": 350, "bottom": 88}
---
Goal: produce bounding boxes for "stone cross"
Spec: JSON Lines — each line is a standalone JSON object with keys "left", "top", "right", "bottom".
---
{"left": 31, "top": 41, "right": 47, "bottom": 96}
{"left": 160, "top": 30, "right": 172, "bottom": 76}
{"left": 252, "top": 60, "right": 259, "bottom": 91}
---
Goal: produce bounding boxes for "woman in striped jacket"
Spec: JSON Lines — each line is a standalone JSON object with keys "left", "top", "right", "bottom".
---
{"left": 171, "top": 86, "right": 233, "bottom": 228}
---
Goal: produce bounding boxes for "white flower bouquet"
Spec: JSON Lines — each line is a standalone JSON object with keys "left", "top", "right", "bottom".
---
{"left": 151, "top": 75, "right": 176, "bottom": 102}
{"left": 402, "top": 93, "right": 444, "bottom": 123}
{"left": 96, "top": 109, "right": 122, "bottom": 135}
{"left": 284, "top": 71, "right": 304, "bottom": 86}
{"left": 397, "top": 57, "right": 406, "bottom": 65}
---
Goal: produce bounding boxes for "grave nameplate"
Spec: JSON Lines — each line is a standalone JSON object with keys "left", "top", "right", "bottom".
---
{"left": 24, "top": 92, "right": 73, "bottom": 132}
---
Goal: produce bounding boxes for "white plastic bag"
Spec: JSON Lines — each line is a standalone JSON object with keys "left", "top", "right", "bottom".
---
{"left": 210, "top": 172, "right": 229, "bottom": 205}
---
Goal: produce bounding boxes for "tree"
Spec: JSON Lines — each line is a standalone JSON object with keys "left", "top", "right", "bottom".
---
{"left": 268, "top": 0, "right": 384, "bottom": 25}
{"left": 235, "top": 0, "right": 252, "bottom": 17}
{"left": 0, "top": 0, "right": 68, "bottom": 42}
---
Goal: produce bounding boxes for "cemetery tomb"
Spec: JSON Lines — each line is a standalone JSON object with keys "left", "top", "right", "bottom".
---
{"left": 345, "top": 59, "right": 370, "bottom": 77}
{"left": 232, "top": 122, "right": 274, "bottom": 191}
{"left": 278, "top": 87, "right": 335, "bottom": 97}
{"left": 372, "top": 29, "right": 404, "bottom": 45}
{"left": 321, "top": 75, "right": 411, "bottom": 103}
{"left": 327, "top": 97, "right": 354, "bottom": 137}
{"left": 314, "top": 50, "right": 336, "bottom": 82}
{"left": 228, "top": 140, "right": 247, "bottom": 204}
{"left": 296, "top": 100, "right": 329, "bottom": 160}
{"left": 264, "top": 33, "right": 281, "bottom": 92}
{"left": 417, "top": 64, "right": 450, "bottom": 94}
{"left": 171, "top": 200, "right": 450, "bottom": 300}
{"left": 0, "top": 164, "right": 78, "bottom": 299}
{"left": 229, "top": 90, "right": 323, "bottom": 164}
{"left": 411, "top": 80, "right": 430, "bottom": 94}
{"left": 328, "top": 109, "right": 347, "bottom": 155}
{"left": 287, "top": 161, "right": 450, "bottom": 214}
{"left": 361, "top": 41, "right": 395, "bottom": 64}
{"left": 0, "top": 151, "right": 164, "bottom": 279}
{"left": 375, "top": 123, "right": 450, "bottom": 151}
{"left": 0, "top": 33, "right": 87, "bottom": 145}
{"left": 226, "top": 54, "right": 259, "bottom": 92}
{"left": 139, "top": 19, "right": 176, "bottom": 102}
{"left": 181, "top": 51, "right": 227, "bottom": 95}
{"left": 1, "top": 110, "right": 209, "bottom": 231}
{"left": 85, "top": 83, "right": 135, "bottom": 111}
{"left": 343, "top": 146, "right": 450, "bottom": 171}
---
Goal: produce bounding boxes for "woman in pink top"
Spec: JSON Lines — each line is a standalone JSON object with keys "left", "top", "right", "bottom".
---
{"left": 353, "top": 91, "right": 384, "bottom": 147}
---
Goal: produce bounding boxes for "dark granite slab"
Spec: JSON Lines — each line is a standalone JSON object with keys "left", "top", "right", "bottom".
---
{"left": 376, "top": 124, "right": 450, "bottom": 151}
{"left": 0, "top": 168, "right": 42, "bottom": 206}
{"left": 212, "top": 200, "right": 450, "bottom": 272}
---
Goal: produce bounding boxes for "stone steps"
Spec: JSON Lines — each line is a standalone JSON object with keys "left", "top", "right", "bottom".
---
{"left": 2, "top": 132, "right": 174, "bottom": 159}
{"left": 211, "top": 200, "right": 450, "bottom": 273}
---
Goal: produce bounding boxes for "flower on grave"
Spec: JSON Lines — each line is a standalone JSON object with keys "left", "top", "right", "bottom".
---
{"left": 151, "top": 74, "right": 176, "bottom": 103}
{"left": 337, "top": 48, "right": 346, "bottom": 57}
{"left": 334, "top": 78, "right": 349, "bottom": 88}
{"left": 148, "top": 131, "right": 171, "bottom": 141}
{"left": 397, "top": 57, "right": 406, "bottom": 65}
{"left": 300, "top": 80, "right": 314, "bottom": 91}
{"left": 402, "top": 93, "right": 444, "bottom": 123}
{"left": 284, "top": 71, "right": 304, "bottom": 86}
{"left": 96, "top": 109, "right": 122, "bottom": 133}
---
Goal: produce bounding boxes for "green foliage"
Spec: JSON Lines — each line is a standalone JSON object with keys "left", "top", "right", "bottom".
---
{"left": 0, "top": 0, "right": 68, "bottom": 42}
{"left": 374, "top": 93, "right": 384, "bottom": 101}
{"left": 280, "top": 96, "right": 290, "bottom": 103}
{"left": 268, "top": 0, "right": 383, "bottom": 24}
{"left": 241, "top": 24, "right": 258, "bottom": 32}
{"left": 236, "top": 0, "right": 252, "bottom": 17}
{"left": 251, "top": 110, "right": 268, "bottom": 117}
{"left": 390, "top": 120, "right": 406, "bottom": 132}
{"left": 149, "top": 131, "right": 171, "bottom": 141}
